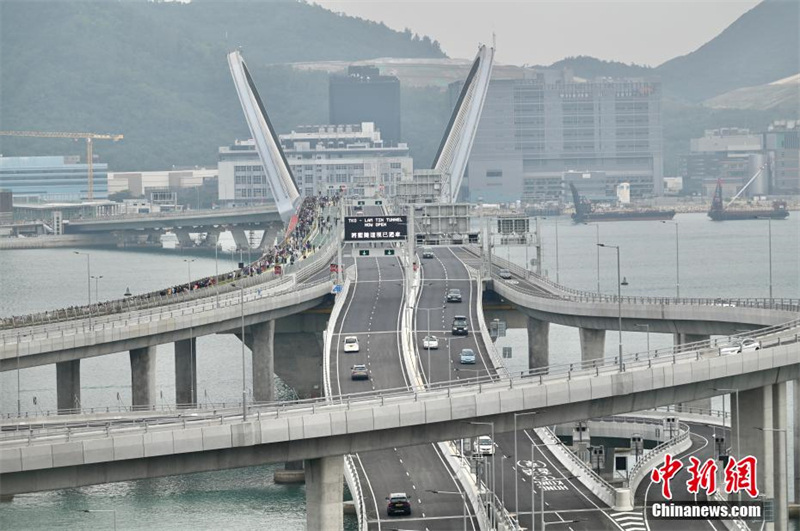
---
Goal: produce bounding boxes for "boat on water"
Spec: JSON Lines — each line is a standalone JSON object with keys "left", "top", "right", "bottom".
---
{"left": 708, "top": 179, "right": 789, "bottom": 221}
{"left": 569, "top": 183, "right": 676, "bottom": 223}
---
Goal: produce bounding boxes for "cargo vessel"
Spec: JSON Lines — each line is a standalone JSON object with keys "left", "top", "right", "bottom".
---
{"left": 708, "top": 179, "right": 789, "bottom": 221}
{"left": 569, "top": 183, "right": 676, "bottom": 223}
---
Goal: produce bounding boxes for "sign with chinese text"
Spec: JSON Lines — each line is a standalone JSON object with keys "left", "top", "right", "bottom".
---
{"left": 345, "top": 216, "right": 408, "bottom": 242}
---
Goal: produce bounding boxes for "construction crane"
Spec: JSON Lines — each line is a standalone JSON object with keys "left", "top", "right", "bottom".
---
{"left": 0, "top": 131, "right": 124, "bottom": 201}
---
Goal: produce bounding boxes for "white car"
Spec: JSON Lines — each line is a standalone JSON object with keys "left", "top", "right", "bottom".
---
{"left": 498, "top": 269, "right": 512, "bottom": 279}
{"left": 422, "top": 335, "right": 439, "bottom": 349}
{"left": 474, "top": 435, "right": 495, "bottom": 456}
{"left": 343, "top": 336, "right": 360, "bottom": 353}
{"left": 719, "top": 338, "right": 761, "bottom": 355}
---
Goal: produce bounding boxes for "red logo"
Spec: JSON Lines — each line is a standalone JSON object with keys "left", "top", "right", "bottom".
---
{"left": 686, "top": 457, "right": 718, "bottom": 495}
{"left": 724, "top": 455, "right": 759, "bottom": 498}
{"left": 650, "top": 454, "right": 683, "bottom": 499}
{"left": 651, "top": 454, "right": 759, "bottom": 499}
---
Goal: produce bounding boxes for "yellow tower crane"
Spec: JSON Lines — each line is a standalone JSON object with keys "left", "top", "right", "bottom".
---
{"left": 0, "top": 131, "right": 124, "bottom": 201}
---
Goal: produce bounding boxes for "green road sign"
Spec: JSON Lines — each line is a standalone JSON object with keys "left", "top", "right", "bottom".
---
{"left": 384, "top": 249, "right": 395, "bottom": 256}
{"left": 358, "top": 250, "right": 370, "bottom": 256}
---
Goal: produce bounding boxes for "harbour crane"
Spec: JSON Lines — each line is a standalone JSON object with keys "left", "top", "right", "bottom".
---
{"left": 0, "top": 131, "right": 124, "bottom": 201}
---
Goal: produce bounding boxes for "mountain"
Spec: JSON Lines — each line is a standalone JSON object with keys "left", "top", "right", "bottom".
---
{"left": 0, "top": 0, "right": 445, "bottom": 171}
{"left": 704, "top": 73, "right": 800, "bottom": 113}
{"left": 655, "top": 0, "right": 799, "bottom": 102}
{"left": 537, "top": 56, "right": 653, "bottom": 80}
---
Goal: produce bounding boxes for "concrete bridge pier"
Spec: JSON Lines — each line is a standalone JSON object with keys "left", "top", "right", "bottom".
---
{"left": 247, "top": 321, "right": 276, "bottom": 403}
{"left": 527, "top": 316, "right": 549, "bottom": 370}
{"left": 56, "top": 360, "right": 80, "bottom": 413}
{"left": 259, "top": 222, "right": 283, "bottom": 250}
{"left": 173, "top": 229, "right": 194, "bottom": 249}
{"left": 579, "top": 328, "right": 605, "bottom": 364}
{"left": 274, "top": 312, "right": 327, "bottom": 399}
{"left": 174, "top": 338, "right": 197, "bottom": 407}
{"left": 795, "top": 380, "right": 800, "bottom": 503}
{"left": 732, "top": 385, "right": 787, "bottom": 530}
{"left": 130, "top": 346, "right": 157, "bottom": 410}
{"left": 305, "top": 455, "right": 344, "bottom": 531}
{"left": 231, "top": 228, "right": 251, "bottom": 255}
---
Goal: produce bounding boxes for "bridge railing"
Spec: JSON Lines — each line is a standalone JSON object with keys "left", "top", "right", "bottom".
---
{"left": 0, "top": 202, "right": 339, "bottom": 334}
{"left": 3, "top": 319, "right": 799, "bottom": 430}
{"left": 486, "top": 252, "right": 800, "bottom": 312}
{"left": 627, "top": 421, "right": 692, "bottom": 494}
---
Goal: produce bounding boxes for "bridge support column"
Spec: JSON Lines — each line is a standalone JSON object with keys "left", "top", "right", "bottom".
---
{"left": 56, "top": 360, "right": 80, "bottom": 413}
{"left": 250, "top": 321, "right": 275, "bottom": 403}
{"left": 305, "top": 455, "right": 344, "bottom": 531}
{"left": 579, "top": 328, "right": 605, "bottom": 363}
{"left": 130, "top": 346, "right": 157, "bottom": 410}
{"left": 795, "top": 380, "right": 800, "bottom": 503}
{"left": 174, "top": 229, "right": 194, "bottom": 249}
{"left": 258, "top": 222, "right": 282, "bottom": 250}
{"left": 732, "top": 386, "right": 775, "bottom": 524}
{"left": 174, "top": 338, "right": 197, "bottom": 408}
{"left": 231, "top": 228, "right": 250, "bottom": 254}
{"left": 527, "top": 317, "right": 549, "bottom": 370}
{"left": 773, "top": 382, "right": 788, "bottom": 530}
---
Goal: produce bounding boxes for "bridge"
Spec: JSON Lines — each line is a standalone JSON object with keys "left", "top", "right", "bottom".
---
{"left": 2, "top": 44, "right": 798, "bottom": 531}
{"left": 62, "top": 205, "right": 284, "bottom": 250}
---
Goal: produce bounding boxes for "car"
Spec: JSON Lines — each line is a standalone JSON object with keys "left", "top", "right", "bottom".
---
{"left": 452, "top": 315, "right": 469, "bottom": 336}
{"left": 343, "top": 336, "right": 359, "bottom": 353}
{"left": 498, "top": 269, "right": 513, "bottom": 279}
{"left": 718, "top": 338, "right": 761, "bottom": 355}
{"left": 447, "top": 288, "right": 462, "bottom": 302}
{"left": 350, "top": 364, "right": 369, "bottom": 380}
{"left": 739, "top": 338, "right": 761, "bottom": 352}
{"left": 422, "top": 335, "right": 439, "bottom": 349}
{"left": 460, "top": 348, "right": 476, "bottom": 364}
{"left": 422, "top": 247, "right": 434, "bottom": 259}
{"left": 718, "top": 341, "right": 742, "bottom": 355}
{"left": 473, "top": 435, "right": 495, "bottom": 455}
{"left": 386, "top": 492, "right": 412, "bottom": 516}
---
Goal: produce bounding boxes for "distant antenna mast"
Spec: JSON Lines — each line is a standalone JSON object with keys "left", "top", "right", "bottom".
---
{"left": 726, "top": 164, "right": 766, "bottom": 208}
{"left": 492, "top": 32, "right": 496, "bottom": 49}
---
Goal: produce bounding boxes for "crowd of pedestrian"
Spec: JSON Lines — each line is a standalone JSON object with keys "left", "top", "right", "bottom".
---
{"left": 1, "top": 195, "right": 338, "bottom": 329}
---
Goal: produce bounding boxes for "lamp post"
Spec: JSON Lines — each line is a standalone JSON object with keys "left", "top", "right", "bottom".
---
{"left": 469, "top": 421, "right": 496, "bottom": 528}
{"left": 661, "top": 220, "right": 679, "bottom": 298}
{"left": 755, "top": 426, "right": 788, "bottom": 526}
{"left": 598, "top": 244, "right": 627, "bottom": 372}
{"left": 183, "top": 258, "right": 195, "bottom": 288}
{"left": 82, "top": 509, "right": 117, "bottom": 531}
{"left": 419, "top": 306, "right": 444, "bottom": 383}
{"left": 427, "top": 490, "right": 467, "bottom": 530}
{"left": 233, "top": 283, "right": 247, "bottom": 420}
{"left": 446, "top": 337, "right": 467, "bottom": 385}
{"left": 713, "top": 387, "right": 740, "bottom": 459}
{"left": 91, "top": 275, "right": 103, "bottom": 304}
{"left": 635, "top": 323, "right": 650, "bottom": 353}
{"left": 756, "top": 217, "right": 773, "bottom": 299}
{"left": 583, "top": 222, "right": 600, "bottom": 293}
{"left": 514, "top": 411, "right": 538, "bottom": 524}
{"left": 73, "top": 251, "right": 92, "bottom": 329}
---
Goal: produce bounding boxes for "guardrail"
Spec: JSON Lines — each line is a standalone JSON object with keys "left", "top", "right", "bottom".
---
{"left": 627, "top": 422, "right": 692, "bottom": 499}
{"left": 343, "top": 454, "right": 367, "bottom": 531}
{"left": 2, "top": 318, "right": 798, "bottom": 432}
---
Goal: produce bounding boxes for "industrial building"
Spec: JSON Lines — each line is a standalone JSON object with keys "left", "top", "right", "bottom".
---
{"left": 329, "top": 66, "right": 401, "bottom": 146}
{"left": 453, "top": 69, "right": 663, "bottom": 203}
{"left": 764, "top": 120, "right": 799, "bottom": 194}
{"left": 218, "top": 123, "right": 412, "bottom": 205}
{"left": 0, "top": 155, "right": 108, "bottom": 202}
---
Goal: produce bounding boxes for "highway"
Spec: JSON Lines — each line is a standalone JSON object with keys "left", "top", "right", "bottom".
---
{"left": 329, "top": 207, "right": 481, "bottom": 530}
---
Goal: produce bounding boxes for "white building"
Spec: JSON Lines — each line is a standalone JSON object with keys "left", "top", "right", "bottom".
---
{"left": 217, "top": 123, "right": 413, "bottom": 205}
{"left": 108, "top": 169, "right": 217, "bottom": 196}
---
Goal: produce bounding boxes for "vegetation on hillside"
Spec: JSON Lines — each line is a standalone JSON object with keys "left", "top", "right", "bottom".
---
{"left": 0, "top": 0, "right": 444, "bottom": 171}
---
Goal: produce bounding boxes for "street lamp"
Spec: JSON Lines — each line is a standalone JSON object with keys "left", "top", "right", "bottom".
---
{"left": 583, "top": 222, "right": 600, "bottom": 294}
{"left": 755, "top": 426, "right": 788, "bottom": 525}
{"left": 445, "top": 337, "right": 467, "bottom": 385}
{"left": 419, "top": 306, "right": 444, "bottom": 383}
{"left": 233, "top": 283, "right": 247, "bottom": 420}
{"left": 426, "top": 490, "right": 467, "bottom": 530}
{"left": 635, "top": 323, "right": 650, "bottom": 353}
{"left": 661, "top": 220, "right": 679, "bottom": 298}
{"left": 756, "top": 217, "right": 773, "bottom": 299}
{"left": 514, "top": 411, "right": 539, "bottom": 523}
{"left": 73, "top": 251, "right": 92, "bottom": 330}
{"left": 183, "top": 258, "right": 195, "bottom": 288}
{"left": 90, "top": 275, "right": 103, "bottom": 304}
{"left": 712, "top": 387, "right": 740, "bottom": 461}
{"left": 82, "top": 509, "right": 117, "bottom": 530}
{"left": 597, "top": 243, "right": 627, "bottom": 372}
{"left": 469, "top": 421, "right": 496, "bottom": 528}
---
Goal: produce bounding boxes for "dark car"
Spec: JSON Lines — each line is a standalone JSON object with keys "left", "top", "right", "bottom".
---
{"left": 446, "top": 288, "right": 462, "bottom": 302}
{"left": 386, "top": 492, "right": 412, "bottom": 516}
{"left": 452, "top": 315, "right": 469, "bottom": 335}
{"left": 422, "top": 247, "right": 434, "bottom": 259}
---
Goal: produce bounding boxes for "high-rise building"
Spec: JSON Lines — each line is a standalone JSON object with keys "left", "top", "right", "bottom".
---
{"left": 0, "top": 155, "right": 108, "bottom": 201}
{"left": 454, "top": 69, "right": 663, "bottom": 203}
{"left": 764, "top": 121, "right": 799, "bottom": 194}
{"left": 218, "top": 123, "right": 412, "bottom": 205}
{"left": 329, "top": 66, "right": 401, "bottom": 146}
{"left": 680, "top": 128, "right": 763, "bottom": 196}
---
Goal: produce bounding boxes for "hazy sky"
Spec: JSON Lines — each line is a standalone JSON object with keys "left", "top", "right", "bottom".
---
{"left": 312, "top": 0, "right": 762, "bottom": 67}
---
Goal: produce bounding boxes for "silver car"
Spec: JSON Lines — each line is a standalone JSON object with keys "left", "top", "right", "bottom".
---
{"left": 498, "top": 269, "right": 512, "bottom": 279}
